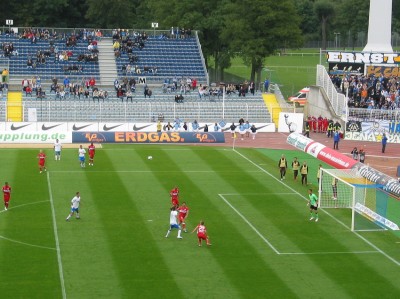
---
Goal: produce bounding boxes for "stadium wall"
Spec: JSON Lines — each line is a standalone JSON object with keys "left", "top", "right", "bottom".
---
{"left": 0, "top": 121, "right": 275, "bottom": 144}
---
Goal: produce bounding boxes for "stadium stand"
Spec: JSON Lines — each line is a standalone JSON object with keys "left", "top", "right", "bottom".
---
{"left": 0, "top": 28, "right": 273, "bottom": 124}
{"left": 114, "top": 36, "right": 207, "bottom": 84}
{"left": 0, "top": 34, "right": 100, "bottom": 82}
{"left": 14, "top": 97, "right": 270, "bottom": 123}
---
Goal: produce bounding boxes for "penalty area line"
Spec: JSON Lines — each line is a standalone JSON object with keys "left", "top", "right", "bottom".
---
{"left": 0, "top": 200, "right": 50, "bottom": 214}
{"left": 279, "top": 250, "right": 379, "bottom": 255}
{"left": 47, "top": 172, "right": 67, "bottom": 299}
{"left": 218, "top": 193, "right": 280, "bottom": 255}
{"left": 233, "top": 148, "right": 400, "bottom": 267}
{"left": 50, "top": 170, "right": 264, "bottom": 173}
{"left": 0, "top": 235, "right": 56, "bottom": 251}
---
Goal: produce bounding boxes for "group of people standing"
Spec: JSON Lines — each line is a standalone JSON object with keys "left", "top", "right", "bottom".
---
{"left": 166, "top": 186, "right": 211, "bottom": 247}
{"left": 229, "top": 120, "right": 258, "bottom": 140}
{"left": 277, "top": 155, "right": 320, "bottom": 222}
{"left": 2, "top": 140, "right": 95, "bottom": 217}
{"left": 279, "top": 155, "right": 310, "bottom": 186}
{"left": 350, "top": 147, "right": 366, "bottom": 163}
{"left": 304, "top": 116, "right": 342, "bottom": 138}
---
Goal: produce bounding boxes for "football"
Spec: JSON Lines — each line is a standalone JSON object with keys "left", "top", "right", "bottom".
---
{"left": 148, "top": 156, "right": 153, "bottom": 160}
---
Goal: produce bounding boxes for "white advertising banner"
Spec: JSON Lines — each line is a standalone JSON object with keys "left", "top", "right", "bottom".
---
{"left": 0, "top": 122, "right": 277, "bottom": 143}
{"left": 68, "top": 122, "right": 99, "bottom": 132}
{"left": 278, "top": 113, "right": 304, "bottom": 134}
{"left": 0, "top": 132, "right": 71, "bottom": 144}
{"left": 28, "top": 108, "right": 37, "bottom": 122}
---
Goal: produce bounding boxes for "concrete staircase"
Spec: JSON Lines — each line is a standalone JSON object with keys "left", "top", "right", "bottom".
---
{"left": 97, "top": 38, "right": 117, "bottom": 86}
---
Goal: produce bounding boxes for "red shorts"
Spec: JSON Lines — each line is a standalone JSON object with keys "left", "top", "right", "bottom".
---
{"left": 178, "top": 215, "right": 186, "bottom": 222}
{"left": 197, "top": 233, "right": 207, "bottom": 240}
{"left": 89, "top": 154, "right": 95, "bottom": 159}
{"left": 172, "top": 199, "right": 179, "bottom": 206}
{"left": 4, "top": 197, "right": 10, "bottom": 203}
{"left": 39, "top": 161, "right": 45, "bottom": 166}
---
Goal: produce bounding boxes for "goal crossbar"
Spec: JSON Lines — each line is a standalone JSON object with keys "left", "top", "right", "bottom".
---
{"left": 319, "top": 168, "right": 399, "bottom": 231}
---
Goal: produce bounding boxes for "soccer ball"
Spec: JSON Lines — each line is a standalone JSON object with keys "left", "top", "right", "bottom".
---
{"left": 148, "top": 156, "right": 153, "bottom": 160}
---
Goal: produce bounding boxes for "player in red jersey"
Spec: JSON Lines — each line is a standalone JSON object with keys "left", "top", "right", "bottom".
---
{"left": 88, "top": 142, "right": 96, "bottom": 166}
{"left": 177, "top": 202, "right": 189, "bottom": 232}
{"left": 191, "top": 220, "right": 211, "bottom": 247}
{"left": 37, "top": 150, "right": 47, "bottom": 173}
{"left": 170, "top": 186, "right": 179, "bottom": 208}
{"left": 2, "top": 182, "right": 11, "bottom": 211}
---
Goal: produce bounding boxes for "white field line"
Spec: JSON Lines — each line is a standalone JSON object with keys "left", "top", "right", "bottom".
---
{"left": 233, "top": 149, "right": 400, "bottom": 266}
{"left": 47, "top": 172, "right": 67, "bottom": 299}
{"left": 0, "top": 235, "right": 56, "bottom": 250}
{"left": 98, "top": 147, "right": 190, "bottom": 151}
{"left": 218, "top": 194, "right": 280, "bottom": 255}
{"left": 0, "top": 200, "right": 50, "bottom": 214}
{"left": 0, "top": 200, "right": 55, "bottom": 250}
{"left": 279, "top": 251, "right": 379, "bottom": 255}
{"left": 220, "top": 193, "right": 378, "bottom": 256}
{"left": 50, "top": 170, "right": 264, "bottom": 173}
{"left": 221, "top": 193, "right": 297, "bottom": 196}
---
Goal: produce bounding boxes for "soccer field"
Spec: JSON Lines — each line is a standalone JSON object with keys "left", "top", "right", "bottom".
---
{"left": 1, "top": 145, "right": 400, "bottom": 299}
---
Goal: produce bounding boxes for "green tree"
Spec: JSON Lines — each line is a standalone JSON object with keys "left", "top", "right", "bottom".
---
{"left": 145, "top": 0, "right": 231, "bottom": 81}
{"left": 295, "top": 0, "right": 320, "bottom": 41}
{"left": 223, "top": 0, "right": 302, "bottom": 85}
{"left": 334, "top": 0, "right": 369, "bottom": 49}
{"left": 86, "top": 0, "right": 135, "bottom": 28}
{"left": 314, "top": 0, "right": 335, "bottom": 50}
{"left": 391, "top": 0, "right": 400, "bottom": 40}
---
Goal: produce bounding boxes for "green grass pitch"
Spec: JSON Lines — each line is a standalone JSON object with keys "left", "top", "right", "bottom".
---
{"left": 0, "top": 145, "right": 400, "bottom": 298}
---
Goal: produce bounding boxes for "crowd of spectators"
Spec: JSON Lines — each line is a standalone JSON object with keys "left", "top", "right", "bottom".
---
{"left": 1, "top": 41, "right": 17, "bottom": 57}
{"left": 331, "top": 73, "right": 400, "bottom": 110}
{"left": 112, "top": 29, "right": 147, "bottom": 58}
{"left": 304, "top": 116, "right": 342, "bottom": 137}
{"left": 1, "top": 27, "right": 101, "bottom": 75}
{"left": 113, "top": 77, "right": 138, "bottom": 102}
{"left": 21, "top": 75, "right": 106, "bottom": 101}
{"left": 170, "top": 27, "right": 192, "bottom": 39}
{"left": 113, "top": 30, "right": 154, "bottom": 76}
{"left": 159, "top": 76, "right": 259, "bottom": 102}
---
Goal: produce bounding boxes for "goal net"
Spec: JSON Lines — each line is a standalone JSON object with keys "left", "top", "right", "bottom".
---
{"left": 319, "top": 168, "right": 400, "bottom": 231}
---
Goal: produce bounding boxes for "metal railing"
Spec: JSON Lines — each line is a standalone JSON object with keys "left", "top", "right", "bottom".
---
{"left": 0, "top": 100, "right": 271, "bottom": 123}
{"left": 348, "top": 108, "right": 400, "bottom": 122}
{"left": 0, "top": 27, "right": 185, "bottom": 39}
{"left": 316, "top": 64, "right": 346, "bottom": 118}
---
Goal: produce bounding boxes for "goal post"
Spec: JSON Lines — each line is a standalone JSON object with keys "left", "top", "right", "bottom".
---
{"left": 319, "top": 168, "right": 400, "bottom": 231}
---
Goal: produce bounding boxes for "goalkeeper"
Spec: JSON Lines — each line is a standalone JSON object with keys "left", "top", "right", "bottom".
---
{"left": 307, "top": 189, "right": 319, "bottom": 222}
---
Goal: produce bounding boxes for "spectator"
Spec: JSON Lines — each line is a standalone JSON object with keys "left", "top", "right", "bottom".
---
{"left": 175, "top": 94, "right": 184, "bottom": 103}
{"left": 249, "top": 81, "right": 255, "bottom": 95}
{"left": 144, "top": 85, "right": 152, "bottom": 98}
{"left": 1, "top": 69, "right": 9, "bottom": 83}
{"left": 126, "top": 90, "right": 133, "bottom": 102}
{"left": 117, "top": 88, "right": 125, "bottom": 100}
{"left": 22, "top": 78, "right": 30, "bottom": 91}
{"left": 359, "top": 149, "right": 366, "bottom": 163}
{"left": 63, "top": 76, "right": 70, "bottom": 88}
{"left": 382, "top": 133, "right": 388, "bottom": 153}
{"left": 333, "top": 130, "right": 340, "bottom": 150}
{"left": 89, "top": 77, "right": 96, "bottom": 88}
{"left": 25, "top": 86, "right": 32, "bottom": 97}
{"left": 27, "top": 57, "right": 33, "bottom": 69}
{"left": 50, "top": 83, "right": 57, "bottom": 94}
{"left": 351, "top": 147, "right": 359, "bottom": 160}
{"left": 264, "top": 78, "right": 270, "bottom": 93}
